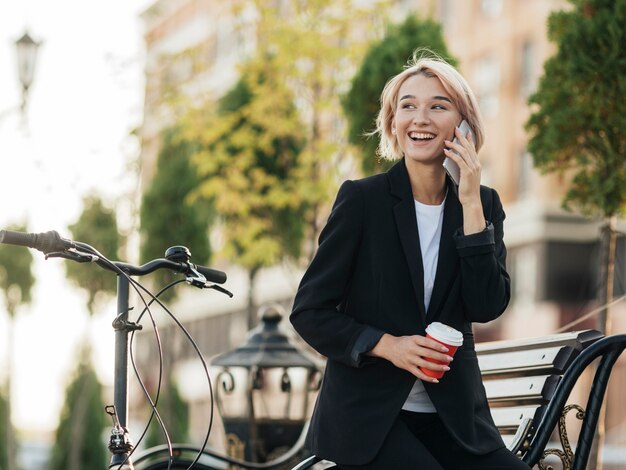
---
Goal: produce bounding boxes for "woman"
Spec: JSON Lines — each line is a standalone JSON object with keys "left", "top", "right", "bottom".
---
{"left": 290, "top": 53, "right": 529, "bottom": 469}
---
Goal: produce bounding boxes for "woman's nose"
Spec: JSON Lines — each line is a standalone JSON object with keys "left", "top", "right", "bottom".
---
{"left": 412, "top": 108, "right": 431, "bottom": 124}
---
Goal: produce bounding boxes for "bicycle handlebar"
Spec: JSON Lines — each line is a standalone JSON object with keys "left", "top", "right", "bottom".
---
{"left": 113, "top": 258, "right": 226, "bottom": 284}
{"left": 0, "top": 229, "right": 75, "bottom": 253}
{"left": 0, "top": 229, "right": 227, "bottom": 284}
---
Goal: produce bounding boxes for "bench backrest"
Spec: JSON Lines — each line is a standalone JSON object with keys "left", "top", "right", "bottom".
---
{"left": 476, "top": 329, "right": 603, "bottom": 454}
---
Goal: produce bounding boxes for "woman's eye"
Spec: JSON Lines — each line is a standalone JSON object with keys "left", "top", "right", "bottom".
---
{"left": 432, "top": 104, "right": 446, "bottom": 110}
{"left": 402, "top": 103, "right": 415, "bottom": 109}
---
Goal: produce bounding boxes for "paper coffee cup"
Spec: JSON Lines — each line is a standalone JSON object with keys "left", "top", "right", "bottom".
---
{"left": 420, "top": 322, "right": 463, "bottom": 379}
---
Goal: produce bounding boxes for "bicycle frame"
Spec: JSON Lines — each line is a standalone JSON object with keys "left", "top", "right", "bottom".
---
{"left": 0, "top": 230, "right": 229, "bottom": 470}
{"left": 108, "top": 272, "right": 142, "bottom": 469}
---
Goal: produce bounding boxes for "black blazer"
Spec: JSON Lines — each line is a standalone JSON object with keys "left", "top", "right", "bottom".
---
{"left": 290, "top": 159, "right": 511, "bottom": 466}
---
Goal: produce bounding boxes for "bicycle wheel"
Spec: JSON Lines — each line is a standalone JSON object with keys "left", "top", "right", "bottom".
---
{"left": 137, "top": 458, "right": 218, "bottom": 470}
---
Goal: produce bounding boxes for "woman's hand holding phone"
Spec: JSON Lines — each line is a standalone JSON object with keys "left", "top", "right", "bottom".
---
{"left": 443, "top": 123, "right": 485, "bottom": 234}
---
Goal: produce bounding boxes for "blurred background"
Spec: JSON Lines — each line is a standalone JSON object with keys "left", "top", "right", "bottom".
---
{"left": 0, "top": 0, "right": 624, "bottom": 469}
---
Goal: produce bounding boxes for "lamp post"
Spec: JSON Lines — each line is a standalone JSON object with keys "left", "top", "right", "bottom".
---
{"left": 211, "top": 304, "right": 321, "bottom": 463}
{"left": 0, "top": 30, "right": 40, "bottom": 125}
{"left": 14, "top": 31, "right": 41, "bottom": 114}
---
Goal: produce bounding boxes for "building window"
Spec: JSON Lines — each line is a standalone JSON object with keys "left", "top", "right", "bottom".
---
{"left": 481, "top": 0, "right": 503, "bottom": 17}
{"left": 520, "top": 40, "right": 536, "bottom": 98}
{"left": 517, "top": 150, "right": 533, "bottom": 199}
{"left": 474, "top": 56, "right": 501, "bottom": 118}
{"left": 438, "top": 0, "right": 452, "bottom": 28}
{"left": 513, "top": 246, "right": 538, "bottom": 305}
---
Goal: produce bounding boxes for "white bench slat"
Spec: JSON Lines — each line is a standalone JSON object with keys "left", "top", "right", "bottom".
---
{"left": 475, "top": 330, "right": 602, "bottom": 354}
{"left": 484, "top": 375, "right": 558, "bottom": 403}
{"left": 490, "top": 405, "right": 541, "bottom": 430}
{"left": 478, "top": 346, "right": 565, "bottom": 375}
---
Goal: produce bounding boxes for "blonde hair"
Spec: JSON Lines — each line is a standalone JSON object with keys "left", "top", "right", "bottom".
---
{"left": 374, "top": 50, "right": 484, "bottom": 161}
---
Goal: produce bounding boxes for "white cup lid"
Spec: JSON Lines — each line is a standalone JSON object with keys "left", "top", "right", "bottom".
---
{"left": 426, "top": 322, "right": 463, "bottom": 346}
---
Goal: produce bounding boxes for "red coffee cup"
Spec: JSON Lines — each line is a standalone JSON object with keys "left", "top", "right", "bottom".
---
{"left": 420, "top": 322, "right": 463, "bottom": 379}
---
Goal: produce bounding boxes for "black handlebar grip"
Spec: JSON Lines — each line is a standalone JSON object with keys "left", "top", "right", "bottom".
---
{"left": 196, "top": 265, "right": 227, "bottom": 284}
{"left": 0, "top": 230, "right": 36, "bottom": 247}
{"left": 0, "top": 229, "right": 74, "bottom": 253}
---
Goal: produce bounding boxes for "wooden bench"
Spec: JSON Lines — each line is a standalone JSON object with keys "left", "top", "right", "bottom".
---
{"left": 292, "top": 330, "right": 626, "bottom": 470}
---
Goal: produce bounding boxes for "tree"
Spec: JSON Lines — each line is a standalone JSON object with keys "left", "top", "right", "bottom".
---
{"left": 0, "top": 222, "right": 35, "bottom": 470}
{"left": 49, "top": 196, "right": 123, "bottom": 470}
{"left": 186, "top": 57, "right": 307, "bottom": 328}
{"left": 65, "top": 196, "right": 122, "bottom": 315}
{"left": 343, "top": 15, "right": 456, "bottom": 175}
{"left": 526, "top": 0, "right": 626, "bottom": 333}
{"left": 140, "top": 126, "right": 213, "bottom": 300}
{"left": 0, "top": 390, "right": 9, "bottom": 468}
{"left": 48, "top": 352, "right": 108, "bottom": 470}
{"left": 525, "top": 1, "right": 626, "bottom": 467}
{"left": 237, "top": 0, "right": 392, "bottom": 260}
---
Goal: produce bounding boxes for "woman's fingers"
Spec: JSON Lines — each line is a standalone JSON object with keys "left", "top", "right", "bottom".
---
{"left": 386, "top": 335, "right": 454, "bottom": 382}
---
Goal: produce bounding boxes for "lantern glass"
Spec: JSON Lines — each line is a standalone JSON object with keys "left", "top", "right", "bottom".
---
{"left": 15, "top": 32, "right": 39, "bottom": 91}
{"left": 215, "top": 366, "right": 249, "bottom": 418}
{"left": 251, "top": 366, "right": 311, "bottom": 421}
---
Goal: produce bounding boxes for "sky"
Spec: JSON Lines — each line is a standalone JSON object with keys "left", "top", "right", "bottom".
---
{"left": 0, "top": 0, "right": 154, "bottom": 436}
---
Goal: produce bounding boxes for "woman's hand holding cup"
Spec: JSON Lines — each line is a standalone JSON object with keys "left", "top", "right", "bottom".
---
{"left": 369, "top": 330, "right": 456, "bottom": 383}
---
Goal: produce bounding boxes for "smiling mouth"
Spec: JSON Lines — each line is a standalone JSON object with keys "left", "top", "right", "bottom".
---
{"left": 408, "top": 131, "right": 436, "bottom": 141}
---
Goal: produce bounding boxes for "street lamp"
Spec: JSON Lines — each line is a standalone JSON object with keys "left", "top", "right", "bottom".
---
{"left": 14, "top": 31, "right": 41, "bottom": 113}
{"left": 211, "top": 304, "right": 321, "bottom": 463}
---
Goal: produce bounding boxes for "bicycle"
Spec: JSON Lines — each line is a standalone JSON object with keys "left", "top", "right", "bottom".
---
{"left": 0, "top": 229, "right": 232, "bottom": 470}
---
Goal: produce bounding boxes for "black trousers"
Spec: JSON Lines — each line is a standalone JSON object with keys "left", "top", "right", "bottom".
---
{"left": 338, "top": 411, "right": 530, "bottom": 470}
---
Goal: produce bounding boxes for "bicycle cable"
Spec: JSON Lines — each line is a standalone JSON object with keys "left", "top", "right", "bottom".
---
{"left": 67, "top": 242, "right": 177, "bottom": 470}
{"left": 128, "top": 277, "right": 216, "bottom": 470}
{"left": 79, "top": 244, "right": 217, "bottom": 470}
{"left": 128, "top": 279, "right": 186, "bottom": 470}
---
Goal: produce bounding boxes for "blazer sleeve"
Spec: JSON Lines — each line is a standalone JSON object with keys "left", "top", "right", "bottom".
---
{"left": 290, "top": 180, "right": 383, "bottom": 367}
{"left": 453, "top": 188, "right": 511, "bottom": 323}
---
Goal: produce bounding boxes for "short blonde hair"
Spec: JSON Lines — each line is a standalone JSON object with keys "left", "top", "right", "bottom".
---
{"left": 375, "top": 51, "right": 484, "bottom": 160}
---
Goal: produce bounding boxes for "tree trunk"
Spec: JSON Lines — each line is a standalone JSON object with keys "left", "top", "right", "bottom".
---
{"left": 306, "top": 81, "right": 322, "bottom": 264}
{"left": 5, "top": 314, "right": 16, "bottom": 470}
{"left": 247, "top": 267, "right": 260, "bottom": 330}
{"left": 68, "top": 344, "right": 94, "bottom": 470}
{"left": 588, "top": 215, "right": 617, "bottom": 470}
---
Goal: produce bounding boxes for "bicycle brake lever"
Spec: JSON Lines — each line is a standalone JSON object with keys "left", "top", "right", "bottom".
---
{"left": 185, "top": 263, "right": 208, "bottom": 288}
{"left": 185, "top": 263, "right": 232, "bottom": 296}
{"left": 205, "top": 284, "right": 234, "bottom": 298}
{"left": 46, "top": 249, "right": 99, "bottom": 263}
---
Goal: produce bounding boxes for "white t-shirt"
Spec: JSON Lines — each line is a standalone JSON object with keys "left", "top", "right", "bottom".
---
{"left": 402, "top": 197, "right": 445, "bottom": 413}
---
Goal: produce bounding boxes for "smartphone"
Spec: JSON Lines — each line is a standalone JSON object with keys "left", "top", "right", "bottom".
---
{"left": 443, "top": 120, "right": 474, "bottom": 186}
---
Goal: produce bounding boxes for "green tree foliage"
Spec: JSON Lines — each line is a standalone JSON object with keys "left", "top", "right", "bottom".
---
{"left": 343, "top": 15, "right": 456, "bottom": 175}
{"left": 0, "top": 389, "right": 11, "bottom": 470}
{"left": 48, "top": 352, "right": 108, "bottom": 470}
{"left": 238, "top": 0, "right": 391, "bottom": 260}
{"left": 187, "top": 57, "right": 306, "bottom": 326}
{"left": 65, "top": 196, "right": 122, "bottom": 314}
{"left": 144, "top": 380, "right": 189, "bottom": 449}
{"left": 0, "top": 223, "right": 35, "bottom": 318}
{"left": 140, "top": 127, "right": 213, "bottom": 298}
{"left": 0, "top": 222, "right": 35, "bottom": 470}
{"left": 526, "top": 0, "right": 626, "bottom": 332}
{"left": 526, "top": 0, "right": 626, "bottom": 217}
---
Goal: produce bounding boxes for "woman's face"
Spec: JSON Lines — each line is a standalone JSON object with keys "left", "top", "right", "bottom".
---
{"left": 391, "top": 73, "right": 461, "bottom": 166}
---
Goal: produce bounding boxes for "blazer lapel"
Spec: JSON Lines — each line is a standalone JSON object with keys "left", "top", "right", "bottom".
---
{"left": 426, "top": 179, "right": 463, "bottom": 318}
{"left": 388, "top": 160, "right": 426, "bottom": 322}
